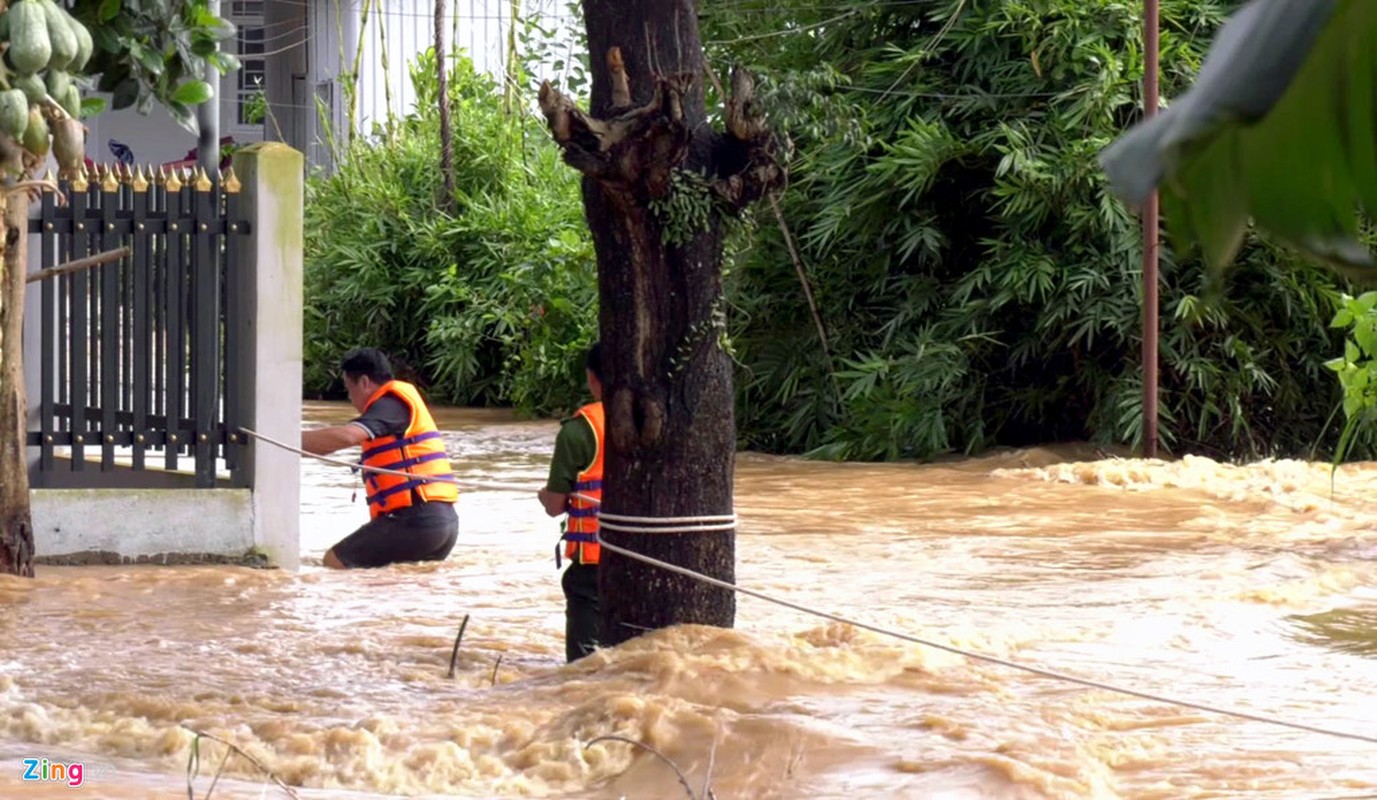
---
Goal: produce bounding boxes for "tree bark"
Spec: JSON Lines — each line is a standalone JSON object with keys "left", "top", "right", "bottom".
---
{"left": 0, "top": 191, "right": 35, "bottom": 577}
{"left": 542, "top": 0, "right": 784, "bottom": 647}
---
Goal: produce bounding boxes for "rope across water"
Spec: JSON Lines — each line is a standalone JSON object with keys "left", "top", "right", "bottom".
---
{"left": 239, "top": 425, "right": 1377, "bottom": 746}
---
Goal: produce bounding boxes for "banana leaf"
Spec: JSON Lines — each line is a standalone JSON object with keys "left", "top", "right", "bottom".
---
{"left": 1099, "top": 0, "right": 1377, "bottom": 281}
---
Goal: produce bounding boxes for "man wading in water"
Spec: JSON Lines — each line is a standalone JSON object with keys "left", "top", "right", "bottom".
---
{"left": 537, "top": 343, "right": 606, "bottom": 661}
{"left": 302, "top": 348, "right": 460, "bottom": 569}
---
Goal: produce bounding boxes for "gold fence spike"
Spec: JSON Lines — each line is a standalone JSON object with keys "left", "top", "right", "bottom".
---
{"left": 71, "top": 167, "right": 89, "bottom": 193}
{"left": 101, "top": 166, "right": 120, "bottom": 192}
{"left": 194, "top": 166, "right": 212, "bottom": 192}
{"left": 165, "top": 168, "right": 183, "bottom": 192}
{"left": 155, "top": 165, "right": 167, "bottom": 186}
{"left": 42, "top": 169, "right": 55, "bottom": 187}
{"left": 132, "top": 164, "right": 149, "bottom": 192}
{"left": 223, "top": 166, "right": 241, "bottom": 194}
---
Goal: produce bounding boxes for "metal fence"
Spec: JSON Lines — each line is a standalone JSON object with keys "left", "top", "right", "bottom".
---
{"left": 23, "top": 165, "right": 253, "bottom": 488}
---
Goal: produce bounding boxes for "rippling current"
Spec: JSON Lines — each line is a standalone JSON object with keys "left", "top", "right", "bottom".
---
{"left": 2, "top": 401, "right": 1375, "bottom": 799}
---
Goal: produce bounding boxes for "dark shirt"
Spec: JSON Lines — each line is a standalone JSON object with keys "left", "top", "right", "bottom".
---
{"left": 545, "top": 414, "right": 598, "bottom": 494}
{"left": 351, "top": 392, "right": 455, "bottom": 520}
{"left": 350, "top": 395, "right": 411, "bottom": 440}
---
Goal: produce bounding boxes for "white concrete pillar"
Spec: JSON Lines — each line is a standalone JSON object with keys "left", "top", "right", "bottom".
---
{"left": 231, "top": 142, "right": 304, "bottom": 570}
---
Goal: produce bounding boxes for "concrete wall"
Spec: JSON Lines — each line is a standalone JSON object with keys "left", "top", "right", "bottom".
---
{"left": 29, "top": 488, "right": 256, "bottom": 564}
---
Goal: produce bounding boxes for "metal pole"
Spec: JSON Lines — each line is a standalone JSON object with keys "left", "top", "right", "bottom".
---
{"left": 1142, "top": 0, "right": 1160, "bottom": 458}
{"left": 196, "top": 0, "right": 222, "bottom": 180}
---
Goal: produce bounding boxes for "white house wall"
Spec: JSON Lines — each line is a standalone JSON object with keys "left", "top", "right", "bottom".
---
{"left": 80, "top": 104, "right": 196, "bottom": 170}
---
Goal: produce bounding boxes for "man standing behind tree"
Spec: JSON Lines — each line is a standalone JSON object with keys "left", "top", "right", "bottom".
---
{"left": 537, "top": 343, "right": 606, "bottom": 662}
{"left": 302, "top": 347, "right": 460, "bottom": 569}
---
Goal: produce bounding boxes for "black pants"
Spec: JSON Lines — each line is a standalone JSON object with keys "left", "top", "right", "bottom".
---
{"left": 562, "top": 561, "right": 600, "bottom": 662}
{"left": 330, "top": 501, "right": 458, "bottom": 568}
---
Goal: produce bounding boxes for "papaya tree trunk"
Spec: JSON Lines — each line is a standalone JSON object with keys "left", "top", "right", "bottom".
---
{"left": 0, "top": 191, "right": 35, "bottom": 577}
{"left": 540, "top": 0, "right": 783, "bottom": 646}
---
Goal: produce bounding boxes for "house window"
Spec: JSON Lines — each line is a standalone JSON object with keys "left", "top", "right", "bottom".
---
{"left": 236, "top": 27, "right": 266, "bottom": 126}
{"left": 231, "top": 1, "right": 264, "bottom": 16}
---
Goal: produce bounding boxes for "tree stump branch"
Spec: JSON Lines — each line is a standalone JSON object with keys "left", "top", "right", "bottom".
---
{"left": 709, "top": 66, "right": 786, "bottom": 211}
{"left": 538, "top": 47, "right": 693, "bottom": 194}
{"left": 539, "top": 46, "right": 783, "bottom": 205}
{"left": 534, "top": 47, "right": 699, "bottom": 198}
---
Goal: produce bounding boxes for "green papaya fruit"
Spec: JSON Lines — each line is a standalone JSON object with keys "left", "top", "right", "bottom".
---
{"left": 40, "top": 0, "right": 76, "bottom": 71}
{"left": 62, "top": 84, "right": 79, "bottom": 119}
{"left": 0, "top": 89, "right": 28, "bottom": 139}
{"left": 22, "top": 107, "right": 48, "bottom": 157}
{"left": 68, "top": 15, "right": 92, "bottom": 72}
{"left": 45, "top": 68, "right": 69, "bottom": 100}
{"left": 7, "top": 0, "right": 51, "bottom": 75}
{"left": 14, "top": 73, "right": 45, "bottom": 104}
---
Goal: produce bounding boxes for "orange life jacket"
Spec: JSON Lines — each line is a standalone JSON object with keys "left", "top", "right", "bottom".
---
{"left": 563, "top": 401, "right": 604, "bottom": 565}
{"left": 359, "top": 381, "right": 458, "bottom": 518}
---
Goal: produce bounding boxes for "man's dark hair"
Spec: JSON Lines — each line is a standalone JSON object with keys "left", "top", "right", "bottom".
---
{"left": 341, "top": 347, "right": 394, "bottom": 384}
{"left": 585, "top": 342, "right": 603, "bottom": 383}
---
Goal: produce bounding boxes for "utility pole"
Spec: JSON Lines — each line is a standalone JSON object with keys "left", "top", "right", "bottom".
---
{"left": 1142, "top": 0, "right": 1160, "bottom": 458}
{"left": 196, "top": 0, "right": 222, "bottom": 179}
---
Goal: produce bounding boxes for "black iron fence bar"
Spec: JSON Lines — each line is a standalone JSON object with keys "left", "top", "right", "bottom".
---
{"left": 39, "top": 403, "right": 194, "bottom": 429}
{"left": 192, "top": 170, "right": 218, "bottom": 488}
{"left": 164, "top": 170, "right": 187, "bottom": 472}
{"left": 25, "top": 428, "right": 231, "bottom": 449}
{"left": 27, "top": 216, "right": 241, "bottom": 236}
{"left": 132, "top": 172, "right": 151, "bottom": 470}
{"left": 152, "top": 171, "right": 165, "bottom": 423}
{"left": 222, "top": 171, "right": 243, "bottom": 480}
{"left": 68, "top": 178, "right": 90, "bottom": 471}
{"left": 100, "top": 171, "right": 119, "bottom": 471}
{"left": 122, "top": 178, "right": 133, "bottom": 419}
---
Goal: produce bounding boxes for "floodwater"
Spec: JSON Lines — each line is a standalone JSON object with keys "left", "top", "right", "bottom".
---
{"left": 1, "top": 401, "right": 1376, "bottom": 799}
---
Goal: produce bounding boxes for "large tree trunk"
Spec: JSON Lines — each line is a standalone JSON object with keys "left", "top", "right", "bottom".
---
{"left": 542, "top": 0, "right": 783, "bottom": 647}
{"left": 0, "top": 192, "right": 35, "bottom": 577}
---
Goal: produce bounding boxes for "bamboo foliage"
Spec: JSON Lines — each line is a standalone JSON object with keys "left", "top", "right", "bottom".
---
{"left": 702, "top": 0, "right": 1365, "bottom": 461}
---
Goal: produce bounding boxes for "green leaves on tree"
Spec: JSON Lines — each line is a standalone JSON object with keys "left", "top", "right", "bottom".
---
{"left": 73, "top": 0, "right": 239, "bottom": 133}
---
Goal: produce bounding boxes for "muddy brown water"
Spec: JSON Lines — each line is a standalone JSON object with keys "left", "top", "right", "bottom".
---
{"left": 1, "top": 401, "right": 1375, "bottom": 798}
